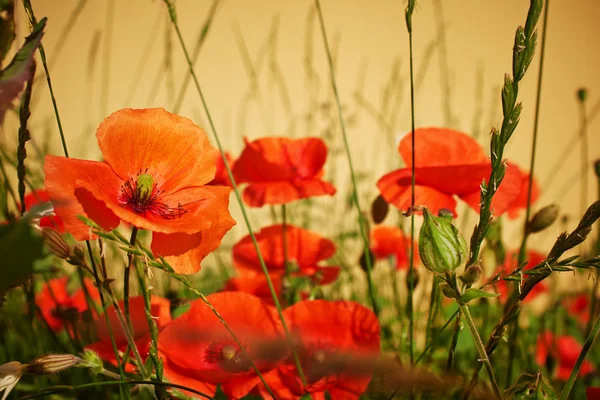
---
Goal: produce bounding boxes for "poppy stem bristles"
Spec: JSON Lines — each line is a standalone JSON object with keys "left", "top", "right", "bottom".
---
{"left": 405, "top": 0, "right": 417, "bottom": 366}
{"left": 162, "top": 2, "right": 305, "bottom": 396}
{"left": 313, "top": 0, "right": 380, "bottom": 322}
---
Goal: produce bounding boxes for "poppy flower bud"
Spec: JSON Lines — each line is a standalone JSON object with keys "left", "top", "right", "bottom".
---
{"left": 577, "top": 88, "right": 588, "bottom": 103}
{"left": 25, "top": 354, "right": 81, "bottom": 375}
{"left": 371, "top": 195, "right": 389, "bottom": 224}
{"left": 594, "top": 159, "right": 600, "bottom": 179}
{"left": 527, "top": 204, "right": 559, "bottom": 234}
{"left": 461, "top": 264, "right": 482, "bottom": 286}
{"left": 419, "top": 208, "right": 467, "bottom": 274}
{"left": 41, "top": 227, "right": 70, "bottom": 259}
{"left": 405, "top": 268, "right": 419, "bottom": 290}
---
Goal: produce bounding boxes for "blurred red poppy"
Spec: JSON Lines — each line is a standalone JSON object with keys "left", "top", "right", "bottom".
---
{"left": 86, "top": 296, "right": 171, "bottom": 373}
{"left": 377, "top": 128, "right": 523, "bottom": 216}
{"left": 208, "top": 152, "right": 235, "bottom": 187}
{"left": 492, "top": 250, "right": 548, "bottom": 303}
{"left": 587, "top": 387, "right": 600, "bottom": 400}
{"left": 224, "top": 270, "right": 284, "bottom": 306}
{"left": 536, "top": 331, "right": 593, "bottom": 380}
{"left": 233, "top": 224, "right": 340, "bottom": 286}
{"left": 258, "top": 300, "right": 380, "bottom": 399}
{"left": 503, "top": 164, "right": 540, "bottom": 219}
{"left": 35, "top": 276, "right": 99, "bottom": 331}
{"left": 44, "top": 108, "right": 236, "bottom": 274}
{"left": 565, "top": 294, "right": 591, "bottom": 325}
{"left": 232, "top": 137, "right": 336, "bottom": 207}
{"left": 158, "top": 292, "right": 284, "bottom": 399}
{"left": 370, "top": 225, "right": 419, "bottom": 270}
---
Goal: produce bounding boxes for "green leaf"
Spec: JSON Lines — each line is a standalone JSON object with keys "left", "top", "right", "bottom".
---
{"left": 458, "top": 288, "right": 498, "bottom": 304}
{"left": 0, "top": 220, "right": 44, "bottom": 307}
{"left": 0, "top": 17, "right": 46, "bottom": 123}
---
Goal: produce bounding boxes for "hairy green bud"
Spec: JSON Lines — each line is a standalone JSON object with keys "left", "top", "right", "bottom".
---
{"left": 419, "top": 208, "right": 468, "bottom": 274}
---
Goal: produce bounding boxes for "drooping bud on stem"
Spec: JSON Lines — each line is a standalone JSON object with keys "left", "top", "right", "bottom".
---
{"left": 41, "top": 227, "right": 70, "bottom": 259}
{"left": 419, "top": 208, "right": 467, "bottom": 274}
{"left": 527, "top": 204, "right": 559, "bottom": 234}
{"left": 25, "top": 354, "right": 81, "bottom": 375}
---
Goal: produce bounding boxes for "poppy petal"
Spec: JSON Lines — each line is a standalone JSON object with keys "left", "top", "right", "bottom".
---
{"left": 507, "top": 168, "right": 540, "bottom": 219}
{"left": 459, "top": 161, "right": 523, "bottom": 216}
{"left": 233, "top": 224, "right": 336, "bottom": 273}
{"left": 161, "top": 356, "right": 218, "bottom": 397}
{"left": 242, "top": 180, "right": 336, "bottom": 207}
{"left": 44, "top": 155, "right": 121, "bottom": 240}
{"left": 398, "top": 128, "right": 487, "bottom": 167}
{"left": 377, "top": 169, "right": 457, "bottom": 215}
{"left": 96, "top": 108, "right": 218, "bottom": 191}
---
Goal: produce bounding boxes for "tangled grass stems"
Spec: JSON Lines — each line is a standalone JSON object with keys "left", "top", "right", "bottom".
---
{"left": 405, "top": 0, "right": 417, "bottom": 366}
{"left": 313, "top": 0, "right": 379, "bottom": 321}
{"left": 161, "top": 1, "right": 308, "bottom": 395}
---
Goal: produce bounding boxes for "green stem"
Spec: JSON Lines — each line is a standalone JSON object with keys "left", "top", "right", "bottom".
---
{"left": 459, "top": 303, "right": 502, "bottom": 400}
{"left": 85, "top": 241, "right": 128, "bottom": 400}
{"left": 406, "top": 0, "right": 417, "bottom": 365}
{"left": 282, "top": 204, "right": 290, "bottom": 277}
{"left": 123, "top": 227, "right": 139, "bottom": 334}
{"left": 425, "top": 276, "right": 441, "bottom": 352}
{"left": 21, "top": 1, "right": 69, "bottom": 158}
{"left": 415, "top": 309, "right": 459, "bottom": 364}
{"left": 518, "top": 0, "right": 550, "bottom": 266}
{"left": 559, "top": 311, "right": 600, "bottom": 400}
{"left": 22, "top": 379, "right": 214, "bottom": 400}
{"left": 162, "top": 2, "right": 306, "bottom": 395}
{"left": 446, "top": 308, "right": 462, "bottom": 372}
{"left": 579, "top": 95, "right": 589, "bottom": 221}
{"left": 313, "top": 0, "right": 379, "bottom": 319}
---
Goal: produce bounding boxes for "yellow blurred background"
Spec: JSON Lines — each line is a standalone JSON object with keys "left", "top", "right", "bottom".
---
{"left": 6, "top": 0, "right": 600, "bottom": 255}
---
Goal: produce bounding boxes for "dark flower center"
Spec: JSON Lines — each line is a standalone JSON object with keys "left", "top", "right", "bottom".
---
{"left": 119, "top": 170, "right": 187, "bottom": 219}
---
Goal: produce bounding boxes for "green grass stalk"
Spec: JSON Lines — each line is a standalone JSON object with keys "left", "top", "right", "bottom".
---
{"left": 162, "top": 2, "right": 308, "bottom": 395}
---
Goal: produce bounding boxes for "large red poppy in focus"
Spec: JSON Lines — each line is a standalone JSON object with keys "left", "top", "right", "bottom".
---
{"left": 233, "top": 224, "right": 340, "bottom": 286}
{"left": 536, "top": 331, "right": 593, "bottom": 380}
{"left": 86, "top": 296, "right": 171, "bottom": 373}
{"left": 232, "top": 137, "right": 336, "bottom": 207}
{"left": 258, "top": 299, "right": 380, "bottom": 399}
{"left": 370, "top": 225, "right": 419, "bottom": 270}
{"left": 35, "top": 276, "right": 99, "bottom": 331}
{"left": 377, "top": 128, "right": 523, "bottom": 216}
{"left": 44, "top": 108, "right": 236, "bottom": 274}
{"left": 158, "top": 292, "right": 285, "bottom": 399}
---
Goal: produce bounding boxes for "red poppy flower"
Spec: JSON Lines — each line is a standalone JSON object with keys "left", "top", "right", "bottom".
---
{"left": 44, "top": 108, "right": 236, "bottom": 274}
{"left": 493, "top": 250, "right": 548, "bottom": 303}
{"left": 504, "top": 164, "right": 540, "bottom": 219}
{"left": 158, "top": 292, "right": 284, "bottom": 399}
{"left": 86, "top": 296, "right": 171, "bottom": 373}
{"left": 587, "top": 387, "right": 600, "bottom": 400}
{"left": 233, "top": 224, "right": 340, "bottom": 286}
{"left": 565, "top": 294, "right": 591, "bottom": 325}
{"left": 536, "top": 331, "right": 593, "bottom": 380}
{"left": 258, "top": 300, "right": 380, "bottom": 399}
{"left": 208, "top": 152, "right": 235, "bottom": 187}
{"left": 35, "top": 276, "right": 99, "bottom": 331}
{"left": 224, "top": 270, "right": 284, "bottom": 306}
{"left": 370, "top": 225, "right": 419, "bottom": 270}
{"left": 377, "top": 128, "right": 522, "bottom": 216}
{"left": 232, "top": 137, "right": 336, "bottom": 207}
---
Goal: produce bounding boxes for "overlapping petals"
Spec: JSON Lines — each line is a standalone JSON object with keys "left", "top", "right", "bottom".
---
{"left": 232, "top": 224, "right": 340, "bottom": 285}
{"left": 158, "top": 292, "right": 284, "bottom": 399}
{"left": 22, "top": 190, "right": 64, "bottom": 231}
{"left": 259, "top": 300, "right": 380, "bottom": 399}
{"left": 44, "top": 108, "right": 236, "bottom": 274}
{"left": 536, "top": 331, "right": 593, "bottom": 380}
{"left": 370, "top": 225, "right": 419, "bottom": 270}
{"left": 208, "top": 152, "right": 236, "bottom": 187}
{"left": 35, "top": 277, "right": 99, "bottom": 331}
{"left": 86, "top": 296, "right": 171, "bottom": 372}
{"left": 377, "top": 128, "right": 523, "bottom": 216}
{"left": 232, "top": 137, "right": 336, "bottom": 207}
